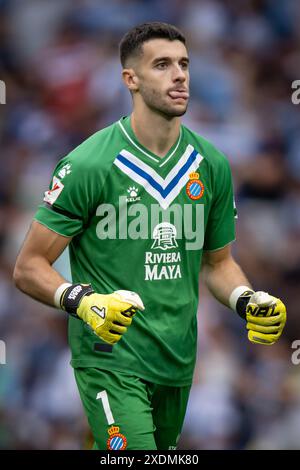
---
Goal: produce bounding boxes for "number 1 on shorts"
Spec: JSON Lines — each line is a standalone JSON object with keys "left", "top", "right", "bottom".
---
{"left": 96, "top": 390, "right": 115, "bottom": 425}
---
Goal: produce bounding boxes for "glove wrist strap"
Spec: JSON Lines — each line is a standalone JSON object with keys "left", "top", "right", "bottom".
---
{"left": 60, "top": 283, "right": 94, "bottom": 317}
{"left": 54, "top": 282, "right": 72, "bottom": 308}
{"left": 236, "top": 290, "right": 255, "bottom": 319}
{"left": 229, "top": 285, "right": 254, "bottom": 320}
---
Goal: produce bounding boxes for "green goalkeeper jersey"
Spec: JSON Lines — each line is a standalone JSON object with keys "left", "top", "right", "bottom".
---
{"left": 34, "top": 115, "right": 236, "bottom": 386}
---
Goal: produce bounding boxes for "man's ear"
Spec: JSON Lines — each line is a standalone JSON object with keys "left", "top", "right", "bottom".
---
{"left": 122, "top": 68, "right": 139, "bottom": 92}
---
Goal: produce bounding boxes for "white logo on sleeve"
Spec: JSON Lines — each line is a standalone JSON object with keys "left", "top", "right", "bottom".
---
{"left": 58, "top": 163, "right": 72, "bottom": 179}
{"left": 43, "top": 176, "right": 64, "bottom": 205}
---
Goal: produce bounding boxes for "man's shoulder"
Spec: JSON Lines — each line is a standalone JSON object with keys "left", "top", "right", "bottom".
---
{"left": 182, "top": 124, "right": 230, "bottom": 170}
{"left": 66, "top": 120, "right": 122, "bottom": 168}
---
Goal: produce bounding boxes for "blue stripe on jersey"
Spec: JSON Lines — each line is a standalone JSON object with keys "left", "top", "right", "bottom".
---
{"left": 116, "top": 149, "right": 199, "bottom": 199}
{"left": 164, "top": 149, "right": 199, "bottom": 195}
{"left": 117, "top": 154, "right": 162, "bottom": 193}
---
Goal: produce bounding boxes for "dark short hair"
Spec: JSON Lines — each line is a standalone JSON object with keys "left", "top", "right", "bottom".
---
{"left": 119, "top": 22, "right": 186, "bottom": 67}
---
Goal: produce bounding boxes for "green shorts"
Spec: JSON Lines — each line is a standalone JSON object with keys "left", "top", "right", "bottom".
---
{"left": 74, "top": 367, "right": 191, "bottom": 450}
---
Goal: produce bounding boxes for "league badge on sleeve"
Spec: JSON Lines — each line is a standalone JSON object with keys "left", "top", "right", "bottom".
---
{"left": 186, "top": 172, "right": 204, "bottom": 200}
{"left": 43, "top": 176, "right": 64, "bottom": 205}
{"left": 106, "top": 425, "right": 127, "bottom": 450}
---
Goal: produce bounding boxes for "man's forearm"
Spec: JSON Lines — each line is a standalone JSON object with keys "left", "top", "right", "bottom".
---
{"left": 13, "top": 256, "right": 68, "bottom": 307}
{"left": 202, "top": 255, "right": 252, "bottom": 309}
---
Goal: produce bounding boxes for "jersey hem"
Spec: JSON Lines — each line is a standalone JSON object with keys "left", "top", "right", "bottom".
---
{"left": 70, "top": 360, "right": 193, "bottom": 387}
{"left": 203, "top": 238, "right": 236, "bottom": 252}
{"left": 33, "top": 216, "right": 79, "bottom": 238}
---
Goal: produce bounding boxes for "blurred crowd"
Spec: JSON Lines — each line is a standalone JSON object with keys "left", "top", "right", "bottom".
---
{"left": 0, "top": 0, "right": 299, "bottom": 450}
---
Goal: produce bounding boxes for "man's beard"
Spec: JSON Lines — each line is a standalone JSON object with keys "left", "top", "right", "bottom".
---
{"left": 139, "top": 84, "right": 188, "bottom": 118}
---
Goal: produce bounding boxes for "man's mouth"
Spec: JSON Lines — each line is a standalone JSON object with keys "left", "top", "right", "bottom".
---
{"left": 168, "top": 89, "right": 189, "bottom": 100}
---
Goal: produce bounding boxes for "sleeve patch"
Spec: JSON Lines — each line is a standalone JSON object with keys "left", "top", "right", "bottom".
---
{"left": 43, "top": 176, "right": 64, "bottom": 205}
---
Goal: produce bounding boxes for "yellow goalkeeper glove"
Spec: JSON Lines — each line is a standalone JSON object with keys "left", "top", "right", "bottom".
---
{"left": 245, "top": 291, "right": 286, "bottom": 345}
{"left": 234, "top": 289, "right": 286, "bottom": 345}
{"left": 59, "top": 284, "right": 144, "bottom": 345}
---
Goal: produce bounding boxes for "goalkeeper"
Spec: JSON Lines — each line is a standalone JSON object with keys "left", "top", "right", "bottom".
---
{"left": 13, "top": 21, "right": 286, "bottom": 450}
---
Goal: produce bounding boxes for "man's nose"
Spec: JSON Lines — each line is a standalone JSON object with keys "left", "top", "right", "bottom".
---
{"left": 172, "top": 65, "right": 186, "bottom": 82}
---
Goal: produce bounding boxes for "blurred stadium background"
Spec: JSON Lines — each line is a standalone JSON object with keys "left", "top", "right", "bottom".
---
{"left": 0, "top": 0, "right": 300, "bottom": 450}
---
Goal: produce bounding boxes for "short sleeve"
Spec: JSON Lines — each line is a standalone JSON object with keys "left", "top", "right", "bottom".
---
{"left": 203, "top": 157, "right": 236, "bottom": 251}
{"left": 34, "top": 156, "right": 98, "bottom": 237}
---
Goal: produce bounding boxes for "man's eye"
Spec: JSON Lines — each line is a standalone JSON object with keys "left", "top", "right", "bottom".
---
{"left": 181, "top": 62, "right": 189, "bottom": 70}
{"left": 156, "top": 63, "right": 167, "bottom": 69}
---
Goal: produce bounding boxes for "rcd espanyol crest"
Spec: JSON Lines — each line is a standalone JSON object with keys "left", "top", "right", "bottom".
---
{"left": 186, "top": 172, "right": 204, "bottom": 200}
{"left": 106, "top": 425, "right": 127, "bottom": 450}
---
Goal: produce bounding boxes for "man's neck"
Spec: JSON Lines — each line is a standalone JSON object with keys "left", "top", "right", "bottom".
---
{"left": 130, "top": 108, "right": 181, "bottom": 158}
